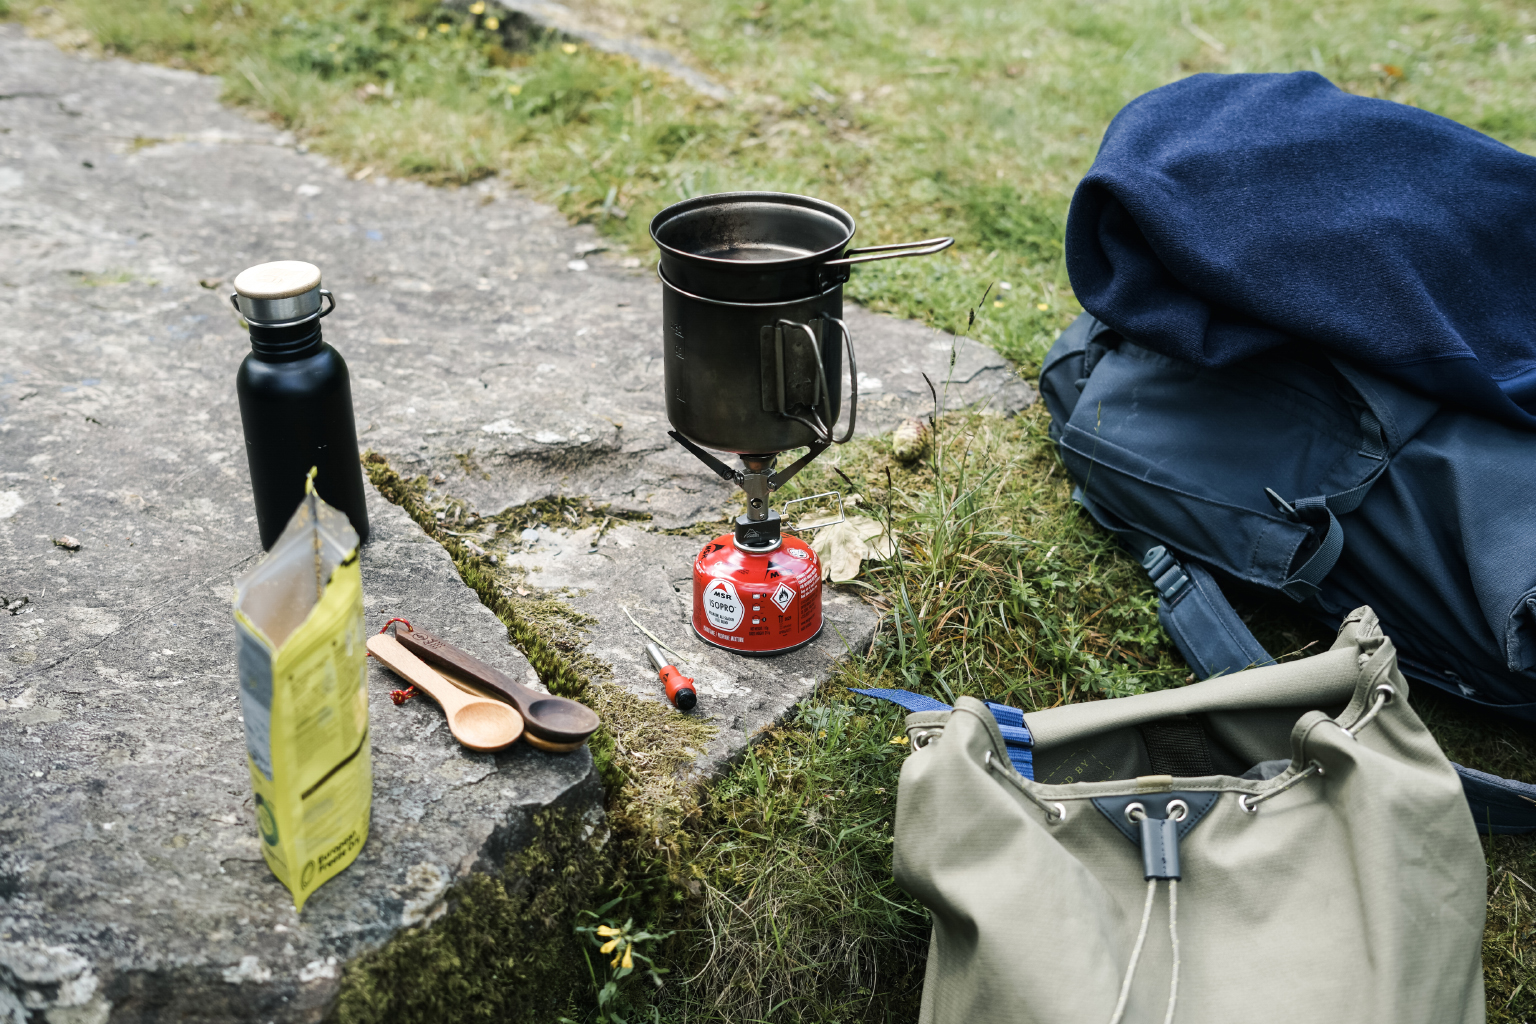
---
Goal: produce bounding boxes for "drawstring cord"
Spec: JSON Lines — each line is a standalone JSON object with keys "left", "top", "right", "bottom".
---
{"left": 1164, "top": 879, "right": 1180, "bottom": 1024}
{"left": 1108, "top": 879, "right": 1157, "bottom": 1024}
{"left": 1096, "top": 682, "right": 1395, "bottom": 1024}
{"left": 1106, "top": 878, "right": 1181, "bottom": 1024}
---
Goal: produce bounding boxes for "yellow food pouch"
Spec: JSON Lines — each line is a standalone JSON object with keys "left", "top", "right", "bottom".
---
{"left": 233, "top": 479, "right": 371, "bottom": 911}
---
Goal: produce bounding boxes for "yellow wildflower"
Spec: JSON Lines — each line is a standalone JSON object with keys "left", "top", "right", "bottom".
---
{"left": 485, "top": 15, "right": 500, "bottom": 29}
{"left": 595, "top": 925, "right": 620, "bottom": 937}
{"left": 562, "top": 42, "right": 579, "bottom": 54}
{"left": 469, "top": 1, "right": 485, "bottom": 12}
{"left": 437, "top": 22, "right": 451, "bottom": 33}
{"left": 621, "top": 946, "right": 634, "bottom": 970}
{"left": 599, "top": 937, "right": 619, "bottom": 954}
{"left": 992, "top": 299, "right": 1004, "bottom": 308}
{"left": 507, "top": 83, "right": 522, "bottom": 95}
{"left": 610, "top": 941, "right": 629, "bottom": 968}
{"left": 416, "top": 26, "right": 427, "bottom": 39}
{"left": 1037, "top": 302, "right": 1049, "bottom": 310}
{"left": 890, "top": 735, "right": 910, "bottom": 745}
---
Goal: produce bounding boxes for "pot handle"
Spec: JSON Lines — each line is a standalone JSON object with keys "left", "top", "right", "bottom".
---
{"left": 774, "top": 318, "right": 858, "bottom": 445}
{"left": 822, "top": 236, "right": 954, "bottom": 268}
{"left": 775, "top": 319, "right": 835, "bottom": 444}
{"left": 823, "top": 316, "right": 857, "bottom": 444}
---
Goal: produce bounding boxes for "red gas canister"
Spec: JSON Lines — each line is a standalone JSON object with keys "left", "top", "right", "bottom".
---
{"left": 692, "top": 520, "right": 822, "bottom": 656}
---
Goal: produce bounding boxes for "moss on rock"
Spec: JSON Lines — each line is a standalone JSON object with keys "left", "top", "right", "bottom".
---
{"left": 329, "top": 809, "right": 607, "bottom": 1024}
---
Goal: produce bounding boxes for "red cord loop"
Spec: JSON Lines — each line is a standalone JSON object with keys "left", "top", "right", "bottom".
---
{"left": 375, "top": 619, "right": 417, "bottom": 702}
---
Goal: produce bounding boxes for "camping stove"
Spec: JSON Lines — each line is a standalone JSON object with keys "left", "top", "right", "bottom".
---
{"left": 678, "top": 449, "right": 827, "bottom": 655}
{"left": 650, "top": 190, "right": 952, "bottom": 655}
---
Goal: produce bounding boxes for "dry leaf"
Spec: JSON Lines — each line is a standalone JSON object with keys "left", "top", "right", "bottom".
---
{"left": 804, "top": 515, "right": 894, "bottom": 582}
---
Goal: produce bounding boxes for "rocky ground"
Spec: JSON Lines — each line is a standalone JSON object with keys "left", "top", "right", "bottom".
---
{"left": 0, "top": 25, "right": 1030, "bottom": 1022}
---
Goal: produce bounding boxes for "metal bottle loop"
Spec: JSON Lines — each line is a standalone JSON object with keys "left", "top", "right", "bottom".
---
{"left": 230, "top": 288, "right": 336, "bottom": 329}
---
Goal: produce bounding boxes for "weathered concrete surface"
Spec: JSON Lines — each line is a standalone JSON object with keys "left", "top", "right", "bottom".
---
{"left": 0, "top": 483, "right": 600, "bottom": 1023}
{"left": 0, "top": 24, "right": 1031, "bottom": 1021}
{"left": 496, "top": 521, "right": 879, "bottom": 779}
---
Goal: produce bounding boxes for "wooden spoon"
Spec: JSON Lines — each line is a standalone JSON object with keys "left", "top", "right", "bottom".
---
{"left": 392, "top": 624, "right": 599, "bottom": 747}
{"left": 425, "top": 658, "right": 586, "bottom": 755}
{"left": 367, "top": 633, "right": 524, "bottom": 752}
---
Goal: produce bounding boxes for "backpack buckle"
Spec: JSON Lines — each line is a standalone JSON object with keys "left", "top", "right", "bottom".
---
{"left": 1141, "top": 545, "right": 1191, "bottom": 603}
{"left": 1265, "top": 487, "right": 1297, "bottom": 517}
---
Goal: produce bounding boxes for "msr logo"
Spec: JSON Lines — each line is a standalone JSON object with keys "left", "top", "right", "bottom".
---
{"left": 702, "top": 579, "right": 744, "bottom": 632}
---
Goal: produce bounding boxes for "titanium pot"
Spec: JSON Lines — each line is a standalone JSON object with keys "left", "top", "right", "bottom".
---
{"left": 662, "top": 272, "right": 856, "bottom": 455}
{"left": 651, "top": 191, "right": 953, "bottom": 303}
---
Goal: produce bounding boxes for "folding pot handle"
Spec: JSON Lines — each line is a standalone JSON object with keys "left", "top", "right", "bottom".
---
{"left": 823, "top": 316, "right": 857, "bottom": 444}
{"left": 769, "top": 317, "right": 858, "bottom": 445}
{"left": 822, "top": 236, "right": 954, "bottom": 268}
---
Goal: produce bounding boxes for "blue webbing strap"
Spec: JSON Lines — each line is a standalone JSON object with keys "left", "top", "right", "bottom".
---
{"left": 1272, "top": 365, "right": 1394, "bottom": 601}
{"left": 849, "top": 688, "right": 951, "bottom": 714}
{"left": 1070, "top": 488, "right": 1274, "bottom": 680}
{"left": 1276, "top": 464, "right": 1388, "bottom": 602}
{"left": 851, "top": 688, "right": 1035, "bottom": 779}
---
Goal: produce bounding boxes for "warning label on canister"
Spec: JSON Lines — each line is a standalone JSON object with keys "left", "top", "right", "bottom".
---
{"left": 703, "top": 579, "right": 744, "bottom": 632}
{"left": 771, "top": 582, "right": 795, "bottom": 612}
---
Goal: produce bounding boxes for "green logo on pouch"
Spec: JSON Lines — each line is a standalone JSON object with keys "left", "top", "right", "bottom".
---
{"left": 256, "top": 794, "right": 279, "bottom": 846}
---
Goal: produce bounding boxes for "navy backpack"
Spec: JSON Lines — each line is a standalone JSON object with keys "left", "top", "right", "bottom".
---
{"left": 1039, "top": 314, "right": 1536, "bottom": 833}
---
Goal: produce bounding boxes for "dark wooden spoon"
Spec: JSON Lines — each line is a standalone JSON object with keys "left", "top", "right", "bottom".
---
{"left": 393, "top": 624, "right": 600, "bottom": 746}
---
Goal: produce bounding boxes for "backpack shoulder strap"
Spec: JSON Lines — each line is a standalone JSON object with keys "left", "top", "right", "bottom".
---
{"left": 1118, "top": 528, "right": 1536, "bottom": 835}
{"left": 1079, "top": 484, "right": 1276, "bottom": 679}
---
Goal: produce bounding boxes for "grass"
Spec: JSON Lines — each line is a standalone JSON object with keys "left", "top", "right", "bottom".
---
{"left": 11, "top": 0, "right": 1536, "bottom": 1019}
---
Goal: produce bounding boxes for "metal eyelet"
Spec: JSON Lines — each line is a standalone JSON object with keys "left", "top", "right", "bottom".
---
{"left": 984, "top": 750, "right": 993, "bottom": 766}
{"left": 1238, "top": 794, "right": 1260, "bottom": 815}
{"left": 1124, "top": 801, "right": 1147, "bottom": 824}
{"left": 1047, "top": 801, "right": 1068, "bottom": 824}
{"left": 911, "top": 729, "right": 939, "bottom": 749}
{"left": 1165, "top": 798, "right": 1190, "bottom": 822}
{"left": 1343, "top": 683, "right": 1397, "bottom": 739}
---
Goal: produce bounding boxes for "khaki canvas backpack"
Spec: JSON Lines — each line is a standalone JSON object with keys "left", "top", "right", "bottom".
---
{"left": 877, "top": 608, "right": 1486, "bottom": 1024}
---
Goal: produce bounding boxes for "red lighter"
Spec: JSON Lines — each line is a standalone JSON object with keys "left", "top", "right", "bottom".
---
{"left": 645, "top": 643, "right": 697, "bottom": 711}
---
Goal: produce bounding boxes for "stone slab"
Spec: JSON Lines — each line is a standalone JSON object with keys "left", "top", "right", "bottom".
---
{"left": 0, "top": 485, "right": 600, "bottom": 1023}
{"left": 496, "top": 521, "right": 878, "bottom": 779}
{"left": 0, "top": 30, "right": 605, "bottom": 1023}
{"left": 0, "top": 25, "right": 1029, "bottom": 1021}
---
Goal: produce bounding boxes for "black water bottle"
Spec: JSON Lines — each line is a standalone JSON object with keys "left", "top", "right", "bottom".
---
{"left": 232, "top": 261, "right": 370, "bottom": 550}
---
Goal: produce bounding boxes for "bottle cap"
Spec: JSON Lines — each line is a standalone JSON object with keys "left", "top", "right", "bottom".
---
{"left": 232, "top": 261, "right": 326, "bottom": 325}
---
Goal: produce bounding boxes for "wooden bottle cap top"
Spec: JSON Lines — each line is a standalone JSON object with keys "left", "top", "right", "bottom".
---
{"left": 232, "top": 261, "right": 330, "bottom": 327}
{"left": 233, "top": 261, "right": 322, "bottom": 300}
